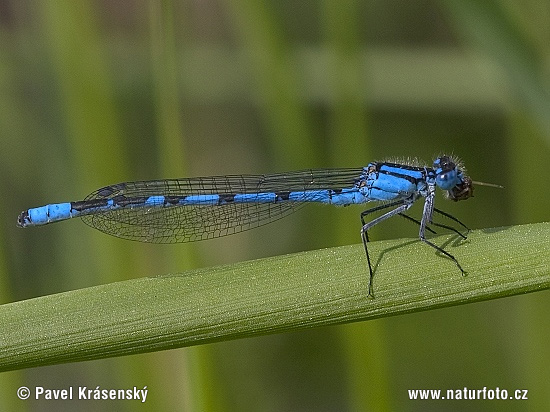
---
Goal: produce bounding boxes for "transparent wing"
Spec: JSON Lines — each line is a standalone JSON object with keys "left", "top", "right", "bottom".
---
{"left": 81, "top": 168, "right": 364, "bottom": 243}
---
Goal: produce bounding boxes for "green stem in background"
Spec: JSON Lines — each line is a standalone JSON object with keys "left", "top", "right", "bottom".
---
{"left": 1, "top": 222, "right": 548, "bottom": 372}
{"left": 441, "top": 0, "right": 550, "bottom": 139}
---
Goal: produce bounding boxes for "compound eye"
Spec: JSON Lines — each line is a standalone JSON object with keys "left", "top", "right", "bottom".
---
{"left": 433, "top": 156, "right": 455, "bottom": 171}
{"left": 436, "top": 169, "right": 458, "bottom": 190}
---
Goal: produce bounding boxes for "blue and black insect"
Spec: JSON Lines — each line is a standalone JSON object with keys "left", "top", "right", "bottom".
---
{"left": 18, "top": 155, "right": 499, "bottom": 296}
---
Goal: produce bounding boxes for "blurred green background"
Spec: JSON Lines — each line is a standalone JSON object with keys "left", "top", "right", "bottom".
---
{"left": 1, "top": 0, "right": 549, "bottom": 410}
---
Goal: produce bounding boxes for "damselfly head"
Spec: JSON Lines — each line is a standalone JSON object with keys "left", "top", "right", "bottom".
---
{"left": 434, "top": 155, "right": 466, "bottom": 193}
{"left": 434, "top": 155, "right": 503, "bottom": 202}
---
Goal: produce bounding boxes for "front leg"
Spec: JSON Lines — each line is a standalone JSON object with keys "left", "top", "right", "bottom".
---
{"left": 418, "top": 188, "right": 466, "bottom": 276}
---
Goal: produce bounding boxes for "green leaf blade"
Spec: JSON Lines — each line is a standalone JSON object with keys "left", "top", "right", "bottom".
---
{"left": 1, "top": 222, "right": 548, "bottom": 372}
